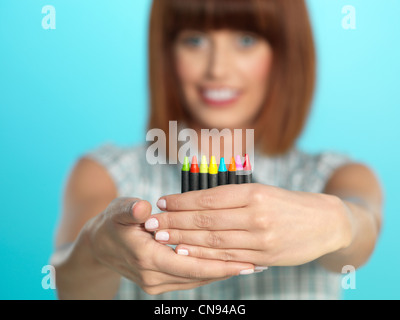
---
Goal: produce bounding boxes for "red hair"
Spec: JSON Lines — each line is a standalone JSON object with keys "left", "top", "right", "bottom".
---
{"left": 148, "top": 0, "right": 316, "bottom": 155}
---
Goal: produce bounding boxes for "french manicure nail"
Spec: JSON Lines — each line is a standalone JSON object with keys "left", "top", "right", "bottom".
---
{"left": 239, "top": 269, "right": 254, "bottom": 275}
{"left": 155, "top": 231, "right": 169, "bottom": 241}
{"left": 157, "top": 199, "right": 167, "bottom": 210}
{"left": 131, "top": 201, "right": 139, "bottom": 211}
{"left": 145, "top": 218, "right": 159, "bottom": 230}
{"left": 255, "top": 266, "right": 269, "bottom": 272}
{"left": 177, "top": 249, "right": 189, "bottom": 256}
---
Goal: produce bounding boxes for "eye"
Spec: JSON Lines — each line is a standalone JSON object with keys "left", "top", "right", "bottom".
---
{"left": 237, "top": 34, "right": 258, "bottom": 48}
{"left": 181, "top": 34, "right": 208, "bottom": 48}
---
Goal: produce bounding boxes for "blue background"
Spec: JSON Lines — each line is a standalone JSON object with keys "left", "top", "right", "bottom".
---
{"left": 0, "top": 0, "right": 399, "bottom": 300}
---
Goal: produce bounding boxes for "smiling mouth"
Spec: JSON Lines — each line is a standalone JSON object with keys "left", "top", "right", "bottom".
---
{"left": 199, "top": 87, "right": 241, "bottom": 107}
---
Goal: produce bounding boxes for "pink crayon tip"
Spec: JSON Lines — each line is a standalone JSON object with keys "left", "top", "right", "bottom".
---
{"left": 243, "top": 154, "right": 252, "bottom": 171}
{"left": 235, "top": 155, "right": 243, "bottom": 170}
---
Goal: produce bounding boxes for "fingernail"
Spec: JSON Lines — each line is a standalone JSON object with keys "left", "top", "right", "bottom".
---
{"left": 157, "top": 199, "right": 167, "bottom": 210}
{"left": 130, "top": 201, "right": 139, "bottom": 213}
{"left": 239, "top": 269, "right": 254, "bottom": 275}
{"left": 255, "top": 266, "right": 269, "bottom": 272}
{"left": 145, "top": 218, "right": 159, "bottom": 230}
{"left": 177, "top": 249, "right": 189, "bottom": 256}
{"left": 155, "top": 231, "right": 169, "bottom": 241}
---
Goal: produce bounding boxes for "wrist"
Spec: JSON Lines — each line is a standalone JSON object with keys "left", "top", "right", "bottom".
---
{"left": 81, "top": 214, "right": 112, "bottom": 271}
{"left": 54, "top": 216, "right": 121, "bottom": 299}
{"left": 324, "top": 194, "right": 354, "bottom": 253}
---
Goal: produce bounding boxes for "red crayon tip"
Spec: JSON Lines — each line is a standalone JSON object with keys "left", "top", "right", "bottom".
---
{"left": 243, "top": 154, "right": 252, "bottom": 171}
{"left": 190, "top": 156, "right": 199, "bottom": 173}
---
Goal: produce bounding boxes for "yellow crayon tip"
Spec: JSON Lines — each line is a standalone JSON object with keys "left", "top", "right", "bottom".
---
{"left": 200, "top": 155, "right": 208, "bottom": 174}
{"left": 209, "top": 156, "right": 218, "bottom": 174}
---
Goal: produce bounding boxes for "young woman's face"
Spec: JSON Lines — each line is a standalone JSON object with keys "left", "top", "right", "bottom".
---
{"left": 174, "top": 29, "right": 273, "bottom": 130}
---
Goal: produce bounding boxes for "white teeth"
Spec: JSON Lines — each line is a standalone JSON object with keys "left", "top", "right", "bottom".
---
{"left": 203, "top": 89, "right": 239, "bottom": 101}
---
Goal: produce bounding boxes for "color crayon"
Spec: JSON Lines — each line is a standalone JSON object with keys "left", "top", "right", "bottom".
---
{"left": 199, "top": 155, "right": 209, "bottom": 190}
{"left": 208, "top": 156, "right": 218, "bottom": 188}
{"left": 242, "top": 154, "right": 252, "bottom": 184}
{"left": 228, "top": 157, "right": 237, "bottom": 184}
{"left": 235, "top": 155, "right": 244, "bottom": 184}
{"left": 181, "top": 156, "right": 190, "bottom": 193}
{"left": 218, "top": 157, "right": 228, "bottom": 186}
{"left": 189, "top": 156, "right": 200, "bottom": 191}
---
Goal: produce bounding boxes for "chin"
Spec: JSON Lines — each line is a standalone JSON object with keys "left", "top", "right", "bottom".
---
{"left": 199, "top": 118, "right": 246, "bottom": 131}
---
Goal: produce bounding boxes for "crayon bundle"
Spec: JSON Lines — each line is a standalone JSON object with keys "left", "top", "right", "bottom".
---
{"left": 181, "top": 154, "right": 253, "bottom": 193}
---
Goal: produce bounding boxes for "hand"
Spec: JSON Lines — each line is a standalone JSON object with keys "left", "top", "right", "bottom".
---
{"left": 85, "top": 197, "right": 255, "bottom": 295}
{"left": 144, "top": 184, "right": 352, "bottom": 267}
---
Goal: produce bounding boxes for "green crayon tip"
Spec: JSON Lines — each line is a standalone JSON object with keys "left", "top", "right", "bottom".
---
{"left": 182, "top": 156, "right": 190, "bottom": 171}
{"left": 200, "top": 155, "right": 208, "bottom": 174}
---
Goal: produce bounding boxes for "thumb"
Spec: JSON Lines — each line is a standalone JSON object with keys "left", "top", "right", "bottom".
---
{"left": 109, "top": 197, "right": 152, "bottom": 225}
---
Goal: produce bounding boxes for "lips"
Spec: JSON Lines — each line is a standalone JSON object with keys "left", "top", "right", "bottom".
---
{"left": 199, "top": 87, "right": 241, "bottom": 107}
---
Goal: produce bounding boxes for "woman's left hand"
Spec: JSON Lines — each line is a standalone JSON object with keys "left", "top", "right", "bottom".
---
{"left": 144, "top": 184, "right": 353, "bottom": 267}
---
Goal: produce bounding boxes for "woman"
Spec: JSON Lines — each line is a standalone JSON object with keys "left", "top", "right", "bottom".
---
{"left": 51, "top": 0, "right": 383, "bottom": 299}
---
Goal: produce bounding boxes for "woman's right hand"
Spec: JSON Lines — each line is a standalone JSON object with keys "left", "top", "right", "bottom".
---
{"left": 84, "top": 197, "right": 255, "bottom": 295}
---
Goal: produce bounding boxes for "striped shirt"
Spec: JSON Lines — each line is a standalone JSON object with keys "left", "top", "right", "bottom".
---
{"left": 85, "top": 143, "right": 352, "bottom": 300}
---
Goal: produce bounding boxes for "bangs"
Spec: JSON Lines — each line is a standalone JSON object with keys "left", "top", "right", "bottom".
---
{"left": 164, "top": 0, "right": 280, "bottom": 42}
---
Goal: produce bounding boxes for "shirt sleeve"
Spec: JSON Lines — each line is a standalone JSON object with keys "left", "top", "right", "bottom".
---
{"left": 290, "top": 149, "right": 354, "bottom": 193}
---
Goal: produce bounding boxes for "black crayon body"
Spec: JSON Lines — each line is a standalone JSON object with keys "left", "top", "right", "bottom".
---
{"left": 208, "top": 173, "right": 218, "bottom": 189}
{"left": 181, "top": 171, "right": 189, "bottom": 193}
{"left": 200, "top": 173, "right": 208, "bottom": 190}
{"left": 218, "top": 171, "right": 228, "bottom": 186}
{"left": 242, "top": 171, "right": 252, "bottom": 184}
{"left": 189, "top": 172, "right": 199, "bottom": 191}
{"left": 236, "top": 172, "right": 244, "bottom": 184}
{"left": 228, "top": 171, "right": 236, "bottom": 184}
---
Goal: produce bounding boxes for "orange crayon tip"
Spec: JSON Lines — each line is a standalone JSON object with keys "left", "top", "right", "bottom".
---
{"left": 228, "top": 157, "right": 236, "bottom": 171}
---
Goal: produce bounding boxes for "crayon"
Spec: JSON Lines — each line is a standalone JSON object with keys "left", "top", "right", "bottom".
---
{"left": 218, "top": 157, "right": 228, "bottom": 186}
{"left": 199, "top": 155, "right": 209, "bottom": 190}
{"left": 181, "top": 156, "right": 190, "bottom": 193}
{"left": 242, "top": 154, "right": 252, "bottom": 183}
{"left": 189, "top": 156, "right": 200, "bottom": 191}
{"left": 235, "top": 155, "right": 244, "bottom": 184}
{"left": 208, "top": 156, "right": 218, "bottom": 188}
{"left": 228, "top": 157, "right": 237, "bottom": 184}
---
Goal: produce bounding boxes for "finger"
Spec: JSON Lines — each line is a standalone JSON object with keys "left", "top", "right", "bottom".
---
{"left": 111, "top": 254, "right": 223, "bottom": 289}
{"left": 109, "top": 197, "right": 152, "bottom": 225}
{"left": 135, "top": 269, "right": 225, "bottom": 287}
{"left": 119, "top": 241, "right": 235, "bottom": 286}
{"left": 142, "top": 277, "right": 230, "bottom": 296}
{"left": 144, "top": 207, "right": 251, "bottom": 232}
{"left": 153, "top": 244, "right": 255, "bottom": 279}
{"left": 154, "top": 229, "right": 260, "bottom": 250}
{"left": 157, "top": 184, "right": 256, "bottom": 211}
{"left": 175, "top": 245, "right": 268, "bottom": 268}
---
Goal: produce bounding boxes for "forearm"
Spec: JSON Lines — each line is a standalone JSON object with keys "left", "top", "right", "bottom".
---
{"left": 317, "top": 199, "right": 381, "bottom": 273}
{"left": 51, "top": 223, "right": 121, "bottom": 300}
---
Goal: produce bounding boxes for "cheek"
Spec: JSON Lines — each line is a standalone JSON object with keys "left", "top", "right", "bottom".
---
{"left": 175, "top": 51, "right": 205, "bottom": 88}
{"left": 239, "top": 52, "right": 272, "bottom": 90}
{"left": 234, "top": 51, "right": 273, "bottom": 124}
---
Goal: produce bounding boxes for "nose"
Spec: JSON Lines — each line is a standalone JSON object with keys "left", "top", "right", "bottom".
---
{"left": 206, "top": 39, "right": 230, "bottom": 80}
